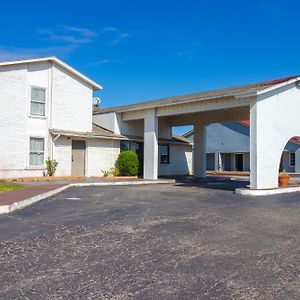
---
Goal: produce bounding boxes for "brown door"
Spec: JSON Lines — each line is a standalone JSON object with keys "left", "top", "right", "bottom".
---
{"left": 72, "top": 140, "right": 86, "bottom": 176}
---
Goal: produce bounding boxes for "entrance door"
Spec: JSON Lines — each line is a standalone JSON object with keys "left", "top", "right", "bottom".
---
{"left": 72, "top": 140, "right": 86, "bottom": 176}
{"left": 235, "top": 153, "right": 244, "bottom": 171}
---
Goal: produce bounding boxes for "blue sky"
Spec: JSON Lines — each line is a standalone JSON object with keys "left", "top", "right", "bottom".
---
{"left": 1, "top": 0, "right": 300, "bottom": 112}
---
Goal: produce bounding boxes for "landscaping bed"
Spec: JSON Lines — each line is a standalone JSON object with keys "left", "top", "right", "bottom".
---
{"left": 0, "top": 184, "right": 24, "bottom": 193}
{"left": 3, "top": 176, "right": 84, "bottom": 183}
{"left": 207, "top": 171, "right": 250, "bottom": 176}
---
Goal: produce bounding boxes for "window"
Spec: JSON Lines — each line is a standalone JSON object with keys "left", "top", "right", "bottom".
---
{"left": 135, "top": 142, "right": 143, "bottom": 157}
{"left": 29, "top": 137, "right": 44, "bottom": 166}
{"left": 160, "top": 145, "right": 169, "bottom": 164}
{"left": 290, "top": 152, "right": 295, "bottom": 167}
{"left": 120, "top": 141, "right": 130, "bottom": 152}
{"left": 30, "top": 87, "right": 46, "bottom": 116}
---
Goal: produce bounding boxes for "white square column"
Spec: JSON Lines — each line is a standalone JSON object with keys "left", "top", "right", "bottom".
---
{"left": 250, "top": 98, "right": 280, "bottom": 189}
{"left": 250, "top": 102, "right": 258, "bottom": 189}
{"left": 193, "top": 123, "right": 206, "bottom": 177}
{"left": 143, "top": 115, "right": 158, "bottom": 179}
{"left": 295, "top": 148, "right": 300, "bottom": 174}
{"left": 214, "top": 151, "right": 220, "bottom": 171}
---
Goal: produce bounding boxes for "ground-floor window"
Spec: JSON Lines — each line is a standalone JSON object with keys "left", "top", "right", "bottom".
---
{"left": 234, "top": 153, "right": 244, "bottom": 171}
{"left": 290, "top": 152, "right": 295, "bottom": 167}
{"left": 160, "top": 144, "right": 170, "bottom": 164}
{"left": 135, "top": 142, "right": 143, "bottom": 157}
{"left": 120, "top": 141, "right": 130, "bottom": 152}
{"left": 29, "top": 137, "right": 44, "bottom": 166}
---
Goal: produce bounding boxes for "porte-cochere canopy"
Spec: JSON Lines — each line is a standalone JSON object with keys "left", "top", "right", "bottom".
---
{"left": 94, "top": 76, "right": 300, "bottom": 190}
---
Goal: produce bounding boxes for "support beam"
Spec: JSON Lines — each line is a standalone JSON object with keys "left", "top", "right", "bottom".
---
{"left": 143, "top": 115, "right": 158, "bottom": 179}
{"left": 193, "top": 123, "right": 206, "bottom": 177}
{"left": 250, "top": 99, "right": 281, "bottom": 189}
{"left": 214, "top": 152, "right": 220, "bottom": 171}
{"left": 295, "top": 148, "right": 300, "bottom": 173}
{"left": 250, "top": 101, "right": 259, "bottom": 189}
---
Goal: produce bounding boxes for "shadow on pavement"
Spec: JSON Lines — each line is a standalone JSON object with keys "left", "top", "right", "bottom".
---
{"left": 161, "top": 175, "right": 249, "bottom": 192}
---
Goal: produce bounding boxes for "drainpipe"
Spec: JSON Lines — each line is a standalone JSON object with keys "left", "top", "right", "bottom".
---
{"left": 48, "top": 61, "right": 54, "bottom": 159}
{"left": 51, "top": 134, "right": 60, "bottom": 160}
{"left": 53, "top": 134, "right": 61, "bottom": 142}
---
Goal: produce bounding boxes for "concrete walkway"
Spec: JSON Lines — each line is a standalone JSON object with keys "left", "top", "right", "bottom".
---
{"left": 0, "top": 184, "right": 66, "bottom": 206}
{"left": 0, "top": 184, "right": 69, "bottom": 214}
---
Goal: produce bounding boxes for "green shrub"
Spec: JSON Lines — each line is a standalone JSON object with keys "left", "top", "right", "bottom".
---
{"left": 116, "top": 151, "right": 139, "bottom": 176}
{"left": 46, "top": 159, "right": 58, "bottom": 176}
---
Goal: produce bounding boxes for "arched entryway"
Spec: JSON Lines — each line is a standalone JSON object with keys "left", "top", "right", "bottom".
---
{"left": 279, "top": 137, "right": 300, "bottom": 173}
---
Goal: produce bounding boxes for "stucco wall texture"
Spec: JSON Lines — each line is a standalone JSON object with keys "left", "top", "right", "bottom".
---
{"left": 0, "top": 61, "right": 95, "bottom": 178}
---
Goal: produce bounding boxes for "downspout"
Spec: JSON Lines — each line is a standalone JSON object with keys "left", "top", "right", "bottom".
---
{"left": 53, "top": 134, "right": 61, "bottom": 142}
{"left": 48, "top": 61, "right": 54, "bottom": 159}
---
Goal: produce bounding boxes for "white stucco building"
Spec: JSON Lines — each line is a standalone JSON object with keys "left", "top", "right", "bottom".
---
{"left": 0, "top": 57, "right": 124, "bottom": 178}
{"left": 0, "top": 57, "right": 192, "bottom": 179}
{"left": 1, "top": 56, "right": 300, "bottom": 191}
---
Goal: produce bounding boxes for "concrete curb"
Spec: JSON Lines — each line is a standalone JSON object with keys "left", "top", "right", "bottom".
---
{"left": 0, "top": 179, "right": 176, "bottom": 214}
{"left": 235, "top": 185, "right": 300, "bottom": 196}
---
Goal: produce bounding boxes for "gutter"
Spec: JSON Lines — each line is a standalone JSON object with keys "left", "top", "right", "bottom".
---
{"left": 93, "top": 92, "right": 256, "bottom": 115}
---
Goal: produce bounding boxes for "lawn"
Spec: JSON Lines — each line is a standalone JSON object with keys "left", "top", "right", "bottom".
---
{"left": 0, "top": 184, "right": 24, "bottom": 193}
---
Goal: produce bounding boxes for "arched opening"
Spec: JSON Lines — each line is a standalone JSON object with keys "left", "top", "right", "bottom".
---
{"left": 278, "top": 136, "right": 300, "bottom": 174}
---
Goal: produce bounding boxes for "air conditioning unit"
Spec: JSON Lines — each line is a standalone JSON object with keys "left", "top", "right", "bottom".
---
{"left": 93, "top": 97, "right": 101, "bottom": 107}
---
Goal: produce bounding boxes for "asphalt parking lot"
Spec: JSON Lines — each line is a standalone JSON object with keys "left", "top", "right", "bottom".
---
{"left": 0, "top": 178, "right": 300, "bottom": 299}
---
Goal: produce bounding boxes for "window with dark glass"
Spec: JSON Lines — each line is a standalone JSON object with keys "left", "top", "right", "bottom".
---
{"left": 135, "top": 142, "right": 143, "bottom": 157}
{"left": 120, "top": 141, "right": 130, "bottom": 152}
{"left": 160, "top": 145, "right": 169, "bottom": 164}
{"left": 290, "top": 152, "right": 295, "bottom": 167}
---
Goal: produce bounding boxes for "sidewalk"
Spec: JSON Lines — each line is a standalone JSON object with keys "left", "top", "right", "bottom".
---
{"left": 0, "top": 184, "right": 66, "bottom": 206}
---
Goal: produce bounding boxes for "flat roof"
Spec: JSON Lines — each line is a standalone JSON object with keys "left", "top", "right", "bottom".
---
{"left": 0, "top": 56, "right": 102, "bottom": 90}
{"left": 94, "top": 76, "right": 300, "bottom": 114}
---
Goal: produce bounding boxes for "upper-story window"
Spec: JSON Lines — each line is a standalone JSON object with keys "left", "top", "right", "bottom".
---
{"left": 30, "top": 87, "right": 46, "bottom": 116}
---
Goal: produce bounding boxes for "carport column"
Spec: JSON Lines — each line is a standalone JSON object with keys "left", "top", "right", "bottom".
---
{"left": 193, "top": 123, "right": 206, "bottom": 177}
{"left": 250, "top": 99, "right": 276, "bottom": 189}
{"left": 143, "top": 112, "right": 158, "bottom": 179}
{"left": 214, "top": 152, "right": 220, "bottom": 171}
{"left": 295, "top": 148, "right": 300, "bottom": 173}
{"left": 250, "top": 100, "right": 259, "bottom": 189}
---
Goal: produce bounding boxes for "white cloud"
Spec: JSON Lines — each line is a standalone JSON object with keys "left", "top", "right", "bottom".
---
{"left": 86, "top": 59, "right": 119, "bottom": 68}
{"left": 37, "top": 26, "right": 97, "bottom": 44}
{"left": 177, "top": 50, "right": 193, "bottom": 60}
{"left": 101, "top": 26, "right": 119, "bottom": 33}
{"left": 101, "top": 26, "right": 131, "bottom": 45}
{"left": 0, "top": 45, "right": 76, "bottom": 61}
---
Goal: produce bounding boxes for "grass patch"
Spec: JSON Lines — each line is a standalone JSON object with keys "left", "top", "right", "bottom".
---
{"left": 0, "top": 184, "right": 24, "bottom": 193}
